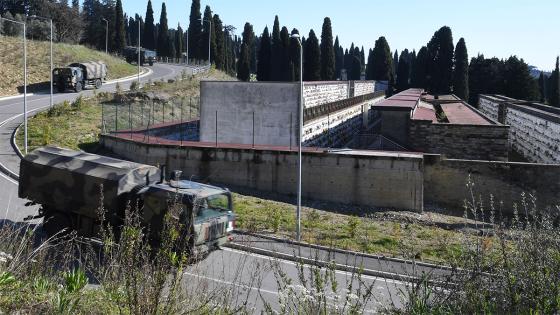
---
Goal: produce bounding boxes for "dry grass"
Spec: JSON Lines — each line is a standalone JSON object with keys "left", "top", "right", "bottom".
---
{"left": 0, "top": 35, "right": 137, "bottom": 96}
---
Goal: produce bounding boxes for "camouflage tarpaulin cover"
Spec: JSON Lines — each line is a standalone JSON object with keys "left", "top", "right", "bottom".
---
{"left": 19, "top": 146, "right": 160, "bottom": 219}
{"left": 68, "top": 61, "right": 107, "bottom": 80}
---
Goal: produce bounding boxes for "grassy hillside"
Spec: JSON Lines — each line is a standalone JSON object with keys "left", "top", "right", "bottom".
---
{"left": 0, "top": 36, "right": 137, "bottom": 96}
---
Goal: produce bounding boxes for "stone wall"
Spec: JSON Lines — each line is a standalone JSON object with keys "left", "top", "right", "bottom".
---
{"left": 354, "top": 81, "right": 376, "bottom": 97}
{"left": 101, "top": 135, "right": 425, "bottom": 212}
{"left": 424, "top": 155, "right": 560, "bottom": 213}
{"left": 479, "top": 95, "right": 560, "bottom": 164}
{"left": 409, "top": 120, "right": 509, "bottom": 161}
{"left": 303, "top": 81, "right": 377, "bottom": 108}
{"left": 304, "top": 82, "right": 349, "bottom": 108}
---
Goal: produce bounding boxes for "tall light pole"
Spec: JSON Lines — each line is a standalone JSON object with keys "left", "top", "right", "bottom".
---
{"left": 31, "top": 15, "right": 53, "bottom": 108}
{"left": 291, "top": 32, "right": 303, "bottom": 242}
{"left": 199, "top": 18, "right": 211, "bottom": 66}
{"left": 4, "top": 18, "right": 28, "bottom": 154}
{"left": 101, "top": 18, "right": 108, "bottom": 54}
{"left": 186, "top": 29, "right": 189, "bottom": 65}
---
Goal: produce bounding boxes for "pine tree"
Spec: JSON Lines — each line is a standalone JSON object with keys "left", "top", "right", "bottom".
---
{"left": 270, "top": 16, "right": 282, "bottom": 81}
{"left": 188, "top": 0, "right": 202, "bottom": 60}
{"left": 257, "top": 26, "right": 272, "bottom": 81}
{"left": 156, "top": 3, "right": 169, "bottom": 57}
{"left": 427, "top": 26, "right": 455, "bottom": 94}
{"left": 320, "top": 17, "right": 335, "bottom": 80}
{"left": 453, "top": 38, "right": 469, "bottom": 100}
{"left": 396, "top": 49, "right": 410, "bottom": 92}
{"left": 503, "top": 56, "right": 539, "bottom": 101}
{"left": 113, "top": 0, "right": 125, "bottom": 53}
{"left": 213, "top": 15, "right": 225, "bottom": 70}
{"left": 550, "top": 57, "right": 560, "bottom": 107}
{"left": 370, "top": 36, "right": 393, "bottom": 81}
{"left": 304, "top": 29, "right": 321, "bottom": 81}
{"left": 143, "top": 0, "right": 155, "bottom": 50}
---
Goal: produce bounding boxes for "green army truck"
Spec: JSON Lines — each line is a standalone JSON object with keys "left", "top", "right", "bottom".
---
{"left": 53, "top": 61, "right": 107, "bottom": 93}
{"left": 18, "top": 147, "right": 235, "bottom": 254}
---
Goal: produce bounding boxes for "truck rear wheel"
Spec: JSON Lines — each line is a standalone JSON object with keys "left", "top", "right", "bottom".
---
{"left": 94, "top": 79, "right": 102, "bottom": 89}
{"left": 43, "top": 211, "right": 72, "bottom": 239}
{"left": 75, "top": 82, "right": 83, "bottom": 93}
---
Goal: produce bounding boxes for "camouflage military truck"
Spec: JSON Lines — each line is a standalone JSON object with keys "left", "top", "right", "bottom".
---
{"left": 53, "top": 61, "right": 107, "bottom": 93}
{"left": 124, "top": 46, "right": 157, "bottom": 66}
{"left": 19, "top": 147, "right": 235, "bottom": 254}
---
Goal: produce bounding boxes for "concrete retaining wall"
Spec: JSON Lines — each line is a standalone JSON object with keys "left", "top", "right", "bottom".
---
{"left": 409, "top": 120, "right": 509, "bottom": 161}
{"left": 101, "top": 136, "right": 425, "bottom": 212}
{"left": 424, "top": 155, "right": 560, "bottom": 213}
{"left": 199, "top": 81, "right": 299, "bottom": 147}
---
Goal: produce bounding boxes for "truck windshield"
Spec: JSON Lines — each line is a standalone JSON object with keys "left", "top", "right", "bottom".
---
{"left": 193, "top": 193, "right": 231, "bottom": 221}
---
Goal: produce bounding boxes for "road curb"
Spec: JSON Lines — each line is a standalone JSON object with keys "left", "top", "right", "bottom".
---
{"left": 233, "top": 230, "right": 457, "bottom": 272}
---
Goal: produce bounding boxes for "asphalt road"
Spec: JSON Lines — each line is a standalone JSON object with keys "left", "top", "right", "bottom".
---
{"left": 0, "top": 62, "right": 407, "bottom": 313}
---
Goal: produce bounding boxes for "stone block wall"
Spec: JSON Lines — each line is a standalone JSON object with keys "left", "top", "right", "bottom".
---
{"left": 424, "top": 155, "right": 560, "bottom": 214}
{"left": 479, "top": 95, "right": 560, "bottom": 164}
{"left": 409, "top": 120, "right": 509, "bottom": 161}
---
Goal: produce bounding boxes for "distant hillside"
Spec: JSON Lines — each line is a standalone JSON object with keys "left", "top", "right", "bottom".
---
{"left": 529, "top": 65, "right": 552, "bottom": 79}
{"left": 0, "top": 36, "right": 137, "bottom": 96}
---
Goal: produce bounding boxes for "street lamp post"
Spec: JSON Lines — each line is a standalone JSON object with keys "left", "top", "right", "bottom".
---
{"left": 291, "top": 32, "right": 303, "bottom": 242}
{"left": 186, "top": 29, "right": 189, "bottom": 65}
{"left": 3, "top": 18, "right": 28, "bottom": 154}
{"left": 31, "top": 15, "right": 53, "bottom": 109}
{"left": 137, "top": 19, "right": 141, "bottom": 83}
{"left": 101, "top": 18, "right": 108, "bottom": 54}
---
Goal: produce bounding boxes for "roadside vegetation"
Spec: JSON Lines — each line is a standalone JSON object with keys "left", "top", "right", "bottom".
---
{"left": 0, "top": 35, "right": 137, "bottom": 96}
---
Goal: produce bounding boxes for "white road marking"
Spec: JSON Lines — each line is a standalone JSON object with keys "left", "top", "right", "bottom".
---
{"left": 183, "top": 271, "right": 279, "bottom": 296}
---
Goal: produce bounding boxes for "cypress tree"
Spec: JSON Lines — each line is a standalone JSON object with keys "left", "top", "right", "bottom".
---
{"left": 304, "top": 30, "right": 321, "bottom": 81}
{"left": 290, "top": 28, "right": 302, "bottom": 82}
{"left": 366, "top": 49, "right": 374, "bottom": 80}
{"left": 503, "top": 56, "right": 539, "bottom": 101}
{"left": 143, "top": 0, "right": 155, "bottom": 50}
{"left": 156, "top": 3, "right": 169, "bottom": 57}
{"left": 538, "top": 72, "right": 546, "bottom": 103}
{"left": 427, "top": 26, "right": 455, "bottom": 94}
{"left": 320, "top": 17, "right": 335, "bottom": 80}
{"left": 370, "top": 36, "right": 393, "bottom": 81}
{"left": 396, "top": 49, "right": 410, "bottom": 92}
{"left": 393, "top": 50, "right": 399, "bottom": 78}
{"left": 213, "top": 15, "right": 225, "bottom": 70}
{"left": 188, "top": 0, "right": 202, "bottom": 59}
{"left": 113, "top": 0, "right": 125, "bottom": 52}
{"left": 257, "top": 26, "right": 272, "bottom": 81}
{"left": 453, "top": 38, "right": 469, "bottom": 100}
{"left": 237, "top": 22, "right": 254, "bottom": 81}
{"left": 270, "top": 16, "right": 282, "bottom": 81}
{"left": 550, "top": 57, "right": 560, "bottom": 107}
{"left": 334, "top": 36, "right": 343, "bottom": 79}
{"left": 360, "top": 47, "right": 365, "bottom": 70}
{"left": 411, "top": 46, "right": 428, "bottom": 89}
{"left": 175, "top": 23, "right": 184, "bottom": 59}
{"left": 201, "top": 6, "right": 216, "bottom": 63}
{"left": 280, "top": 26, "right": 292, "bottom": 81}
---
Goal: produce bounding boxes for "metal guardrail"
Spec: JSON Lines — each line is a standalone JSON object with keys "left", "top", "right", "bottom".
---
{"left": 304, "top": 91, "right": 386, "bottom": 122}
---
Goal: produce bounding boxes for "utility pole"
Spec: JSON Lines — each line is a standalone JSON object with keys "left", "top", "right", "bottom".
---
{"left": 137, "top": 20, "right": 141, "bottom": 83}
{"left": 291, "top": 32, "right": 303, "bottom": 242}
{"left": 102, "top": 18, "right": 108, "bottom": 54}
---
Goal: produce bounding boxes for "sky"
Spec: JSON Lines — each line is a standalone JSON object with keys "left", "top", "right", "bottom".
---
{"left": 109, "top": 0, "right": 559, "bottom": 71}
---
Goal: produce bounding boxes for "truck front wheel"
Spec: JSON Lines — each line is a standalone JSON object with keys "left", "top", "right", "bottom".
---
{"left": 43, "top": 211, "right": 72, "bottom": 239}
{"left": 75, "top": 82, "right": 83, "bottom": 93}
